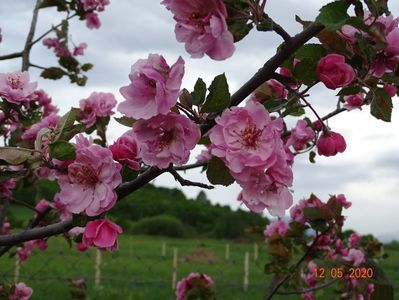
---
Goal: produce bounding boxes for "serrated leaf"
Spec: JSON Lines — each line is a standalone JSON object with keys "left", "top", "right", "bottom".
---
{"left": 81, "top": 63, "right": 93, "bottom": 72}
{"left": 293, "top": 58, "right": 317, "bottom": 85}
{"left": 337, "top": 86, "right": 364, "bottom": 96}
{"left": 41, "top": 67, "right": 65, "bottom": 80}
{"left": 114, "top": 116, "right": 136, "bottom": 127}
{"left": 370, "top": 89, "right": 393, "bottom": 122}
{"left": 191, "top": 78, "right": 207, "bottom": 106}
{"left": 316, "top": 1, "right": 350, "bottom": 31}
{"left": 0, "top": 147, "right": 41, "bottom": 165}
{"left": 55, "top": 108, "right": 80, "bottom": 141}
{"left": 206, "top": 157, "right": 234, "bottom": 186}
{"left": 295, "top": 44, "right": 326, "bottom": 61}
{"left": 49, "top": 141, "right": 76, "bottom": 160}
{"left": 179, "top": 88, "right": 192, "bottom": 108}
{"left": 202, "top": 74, "right": 230, "bottom": 113}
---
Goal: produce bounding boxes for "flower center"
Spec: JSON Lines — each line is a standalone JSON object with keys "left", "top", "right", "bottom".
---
{"left": 158, "top": 129, "right": 174, "bottom": 150}
{"left": 7, "top": 74, "right": 23, "bottom": 90}
{"left": 240, "top": 125, "right": 262, "bottom": 148}
{"left": 148, "top": 79, "right": 156, "bottom": 88}
{"left": 69, "top": 164, "right": 98, "bottom": 185}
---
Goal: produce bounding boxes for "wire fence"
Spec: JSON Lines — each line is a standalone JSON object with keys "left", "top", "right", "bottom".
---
{"left": 0, "top": 235, "right": 272, "bottom": 300}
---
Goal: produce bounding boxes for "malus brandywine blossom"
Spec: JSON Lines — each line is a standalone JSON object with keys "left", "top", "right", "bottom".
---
{"left": 8, "top": 282, "right": 33, "bottom": 300}
{"left": 109, "top": 129, "right": 141, "bottom": 170}
{"left": 82, "top": 218, "right": 122, "bottom": 251}
{"left": 21, "top": 114, "right": 60, "bottom": 141}
{"left": 0, "top": 71, "right": 37, "bottom": 104}
{"left": 176, "top": 273, "right": 214, "bottom": 300}
{"left": 133, "top": 112, "right": 200, "bottom": 169}
{"left": 118, "top": 54, "right": 184, "bottom": 120}
{"left": 317, "top": 131, "right": 346, "bottom": 157}
{"left": 79, "top": 92, "right": 117, "bottom": 127}
{"left": 317, "top": 54, "right": 356, "bottom": 89}
{"left": 162, "top": 0, "right": 235, "bottom": 60}
{"left": 56, "top": 135, "right": 121, "bottom": 216}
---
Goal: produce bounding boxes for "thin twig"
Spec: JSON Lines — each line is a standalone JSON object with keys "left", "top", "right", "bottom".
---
{"left": 275, "top": 278, "right": 339, "bottom": 295}
{"left": 168, "top": 167, "right": 214, "bottom": 190}
{"left": 174, "top": 162, "right": 207, "bottom": 171}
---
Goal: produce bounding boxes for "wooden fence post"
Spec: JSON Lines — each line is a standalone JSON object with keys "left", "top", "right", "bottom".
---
{"left": 14, "top": 257, "right": 20, "bottom": 283}
{"left": 171, "top": 247, "right": 178, "bottom": 290}
{"left": 254, "top": 243, "right": 259, "bottom": 261}
{"left": 162, "top": 241, "right": 166, "bottom": 258}
{"left": 95, "top": 249, "right": 102, "bottom": 288}
{"left": 243, "top": 252, "right": 249, "bottom": 292}
{"left": 225, "top": 243, "right": 230, "bottom": 261}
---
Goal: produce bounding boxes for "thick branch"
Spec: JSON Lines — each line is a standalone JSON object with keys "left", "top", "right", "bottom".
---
{"left": 21, "top": 0, "right": 42, "bottom": 71}
{"left": 168, "top": 167, "right": 214, "bottom": 190}
{"left": 0, "top": 52, "right": 23, "bottom": 61}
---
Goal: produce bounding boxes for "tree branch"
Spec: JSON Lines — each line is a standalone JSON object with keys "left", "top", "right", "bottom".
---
{"left": 272, "top": 20, "right": 291, "bottom": 41}
{"left": 21, "top": 0, "right": 42, "bottom": 71}
{"left": 0, "top": 52, "right": 23, "bottom": 61}
{"left": 174, "top": 162, "right": 207, "bottom": 171}
{"left": 275, "top": 278, "right": 339, "bottom": 295}
{"left": 167, "top": 167, "right": 214, "bottom": 190}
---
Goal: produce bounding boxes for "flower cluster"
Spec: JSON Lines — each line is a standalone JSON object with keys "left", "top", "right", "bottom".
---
{"left": 209, "top": 100, "right": 293, "bottom": 217}
{"left": 16, "top": 239, "right": 47, "bottom": 262}
{"left": 162, "top": 0, "right": 235, "bottom": 60}
{"left": 176, "top": 273, "right": 215, "bottom": 300}
{"left": 80, "top": 0, "right": 110, "bottom": 29}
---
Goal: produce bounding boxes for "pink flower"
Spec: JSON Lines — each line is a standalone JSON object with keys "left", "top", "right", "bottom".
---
{"left": 9, "top": 282, "right": 33, "bottom": 300}
{"left": 301, "top": 261, "right": 318, "bottom": 288}
{"left": 344, "top": 248, "right": 365, "bottom": 267}
{"left": 118, "top": 54, "right": 184, "bottom": 120}
{"left": 73, "top": 42, "right": 87, "bottom": 56}
{"left": 176, "top": 273, "right": 214, "bottom": 300}
{"left": 42, "top": 37, "right": 71, "bottom": 57}
{"left": 76, "top": 242, "right": 88, "bottom": 252}
{"left": 301, "top": 291, "right": 315, "bottom": 300}
{"left": 336, "top": 194, "right": 352, "bottom": 209}
{"left": 35, "top": 199, "right": 50, "bottom": 214}
{"left": 162, "top": 0, "right": 235, "bottom": 60}
{"left": 81, "top": 0, "right": 109, "bottom": 11}
{"left": 82, "top": 218, "right": 122, "bottom": 251}
{"left": 86, "top": 12, "right": 101, "bottom": 29}
{"left": 267, "top": 79, "right": 288, "bottom": 99}
{"left": 21, "top": 114, "right": 60, "bottom": 141}
{"left": 383, "top": 84, "right": 397, "bottom": 97}
{"left": 317, "top": 131, "right": 346, "bottom": 157}
{"left": 133, "top": 112, "right": 200, "bottom": 169}
{"left": 2, "top": 217, "right": 11, "bottom": 235}
{"left": 264, "top": 220, "right": 289, "bottom": 239}
{"left": 34, "top": 239, "right": 48, "bottom": 251}
{"left": 344, "top": 93, "right": 364, "bottom": 110}
{"left": 51, "top": 194, "right": 72, "bottom": 221}
{"left": 109, "top": 130, "right": 141, "bottom": 170}
{"left": 0, "top": 71, "right": 37, "bottom": 104}
{"left": 317, "top": 54, "right": 356, "bottom": 89}
{"left": 349, "top": 232, "right": 361, "bottom": 248}
{"left": 196, "top": 146, "right": 212, "bottom": 163}
{"left": 209, "top": 100, "right": 285, "bottom": 173}
{"left": 16, "top": 247, "right": 32, "bottom": 262}
{"left": 286, "top": 120, "right": 315, "bottom": 151}
{"left": 56, "top": 136, "right": 122, "bottom": 216}
{"left": 34, "top": 89, "right": 59, "bottom": 116}
{"left": 79, "top": 92, "right": 117, "bottom": 127}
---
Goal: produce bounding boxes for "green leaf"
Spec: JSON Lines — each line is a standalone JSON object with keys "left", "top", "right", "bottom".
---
{"left": 72, "top": 214, "right": 90, "bottom": 227}
{"left": 59, "top": 56, "right": 79, "bottom": 72}
{"left": 39, "top": 0, "right": 67, "bottom": 10}
{"left": 303, "top": 207, "right": 321, "bottom": 221}
{"left": 40, "top": 67, "right": 65, "bottom": 80}
{"left": 81, "top": 63, "right": 93, "bottom": 72}
{"left": 228, "top": 21, "right": 253, "bottom": 42}
{"left": 179, "top": 88, "right": 192, "bottom": 108}
{"left": 206, "top": 157, "right": 235, "bottom": 186}
{"left": 295, "top": 44, "right": 326, "bottom": 61}
{"left": 292, "top": 58, "right": 317, "bottom": 85}
{"left": 309, "top": 151, "right": 316, "bottom": 163}
{"left": 0, "top": 147, "right": 41, "bottom": 165}
{"left": 370, "top": 89, "right": 393, "bottom": 122}
{"left": 191, "top": 78, "right": 207, "bottom": 106}
{"left": 201, "top": 74, "right": 231, "bottom": 113}
{"left": 114, "top": 116, "right": 136, "bottom": 127}
{"left": 121, "top": 165, "right": 139, "bottom": 182}
{"left": 256, "top": 17, "right": 273, "bottom": 32}
{"left": 198, "top": 136, "right": 211, "bottom": 145}
{"left": 337, "top": 85, "right": 364, "bottom": 96}
{"left": 0, "top": 170, "right": 26, "bottom": 183}
{"left": 49, "top": 141, "right": 76, "bottom": 160}
{"left": 263, "top": 99, "right": 288, "bottom": 113}
{"left": 315, "top": 1, "right": 350, "bottom": 31}
{"left": 55, "top": 108, "right": 80, "bottom": 141}
{"left": 356, "top": 33, "right": 377, "bottom": 64}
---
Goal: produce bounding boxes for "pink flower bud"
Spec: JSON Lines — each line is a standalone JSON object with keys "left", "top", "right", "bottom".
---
{"left": 344, "top": 93, "right": 364, "bottom": 110}
{"left": 317, "top": 54, "right": 356, "bottom": 90}
{"left": 82, "top": 218, "right": 122, "bottom": 251}
{"left": 383, "top": 84, "right": 397, "bottom": 97}
{"left": 317, "top": 132, "right": 346, "bottom": 157}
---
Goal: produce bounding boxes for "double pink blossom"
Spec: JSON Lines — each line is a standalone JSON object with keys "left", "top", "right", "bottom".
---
{"left": 79, "top": 92, "right": 117, "bottom": 127}
{"left": 344, "top": 93, "right": 364, "bottom": 110}
{"left": 133, "top": 112, "right": 200, "bottom": 169}
{"left": 162, "top": 0, "right": 235, "bottom": 60}
{"left": 8, "top": 282, "right": 33, "bottom": 300}
{"left": 176, "top": 273, "right": 214, "bottom": 300}
{"left": 0, "top": 71, "right": 37, "bottom": 104}
{"left": 82, "top": 218, "right": 122, "bottom": 251}
{"left": 344, "top": 248, "right": 365, "bottom": 267}
{"left": 86, "top": 12, "right": 101, "bottom": 29}
{"left": 317, "top": 131, "right": 347, "bottom": 157}
{"left": 264, "top": 220, "right": 289, "bottom": 239}
{"left": 109, "top": 130, "right": 141, "bottom": 170}
{"left": 118, "top": 54, "right": 184, "bottom": 120}
{"left": 56, "top": 135, "right": 122, "bottom": 216}
{"left": 21, "top": 114, "right": 60, "bottom": 141}
{"left": 286, "top": 120, "right": 315, "bottom": 151}
{"left": 317, "top": 54, "right": 356, "bottom": 89}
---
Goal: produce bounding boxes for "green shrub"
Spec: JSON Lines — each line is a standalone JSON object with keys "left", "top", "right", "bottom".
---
{"left": 131, "top": 215, "right": 188, "bottom": 238}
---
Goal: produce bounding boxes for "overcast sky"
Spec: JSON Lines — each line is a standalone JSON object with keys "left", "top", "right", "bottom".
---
{"left": 1, "top": 1, "right": 398, "bottom": 241}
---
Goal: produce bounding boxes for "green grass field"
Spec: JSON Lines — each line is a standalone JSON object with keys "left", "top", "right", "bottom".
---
{"left": 0, "top": 235, "right": 398, "bottom": 300}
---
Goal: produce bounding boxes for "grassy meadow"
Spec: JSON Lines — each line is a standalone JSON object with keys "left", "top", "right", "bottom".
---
{"left": 0, "top": 234, "right": 398, "bottom": 300}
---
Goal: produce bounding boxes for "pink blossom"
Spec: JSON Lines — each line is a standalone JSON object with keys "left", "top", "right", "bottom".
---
{"left": 9, "top": 282, "right": 33, "bottom": 300}
{"left": 383, "top": 84, "right": 397, "bottom": 97}
{"left": 209, "top": 100, "right": 285, "bottom": 173}
{"left": 42, "top": 37, "right": 71, "bottom": 57}
{"left": 81, "top": 0, "right": 109, "bottom": 11}
{"left": 133, "top": 112, "right": 200, "bottom": 169}
{"left": 34, "top": 89, "right": 59, "bottom": 116}
{"left": 267, "top": 79, "right": 288, "bottom": 99}
{"left": 301, "top": 261, "right": 318, "bottom": 287}
{"left": 176, "top": 273, "right": 214, "bottom": 300}
{"left": 264, "top": 220, "right": 289, "bottom": 239}
{"left": 301, "top": 291, "right": 315, "bottom": 300}
{"left": 16, "top": 247, "right": 32, "bottom": 262}
{"left": 349, "top": 232, "right": 361, "bottom": 248}
{"left": 21, "top": 114, "right": 60, "bottom": 141}
{"left": 317, "top": 54, "right": 356, "bottom": 89}
{"left": 73, "top": 42, "right": 87, "bottom": 56}
{"left": 290, "top": 197, "right": 323, "bottom": 224}
{"left": 86, "top": 12, "right": 101, "bottom": 29}
{"left": 51, "top": 194, "right": 72, "bottom": 221}
{"left": 118, "top": 54, "right": 184, "bottom": 120}
{"left": 82, "top": 218, "right": 122, "bottom": 251}
{"left": 76, "top": 242, "right": 88, "bottom": 252}
{"left": 109, "top": 130, "right": 141, "bottom": 170}
{"left": 162, "top": 0, "right": 235, "bottom": 60}
{"left": 79, "top": 92, "right": 117, "bottom": 127}
{"left": 0, "top": 71, "right": 37, "bottom": 104}
{"left": 0, "top": 166, "right": 20, "bottom": 198}
{"left": 337, "top": 194, "right": 352, "bottom": 209}
{"left": 34, "top": 239, "right": 48, "bottom": 251}
{"left": 286, "top": 120, "right": 314, "bottom": 151}
{"left": 35, "top": 199, "right": 50, "bottom": 214}
{"left": 344, "top": 248, "right": 365, "bottom": 266}
{"left": 2, "top": 217, "right": 11, "bottom": 235}
{"left": 317, "top": 131, "right": 346, "bottom": 157}
{"left": 56, "top": 135, "right": 122, "bottom": 216}
{"left": 344, "top": 93, "right": 364, "bottom": 110}
{"left": 196, "top": 146, "right": 212, "bottom": 163}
